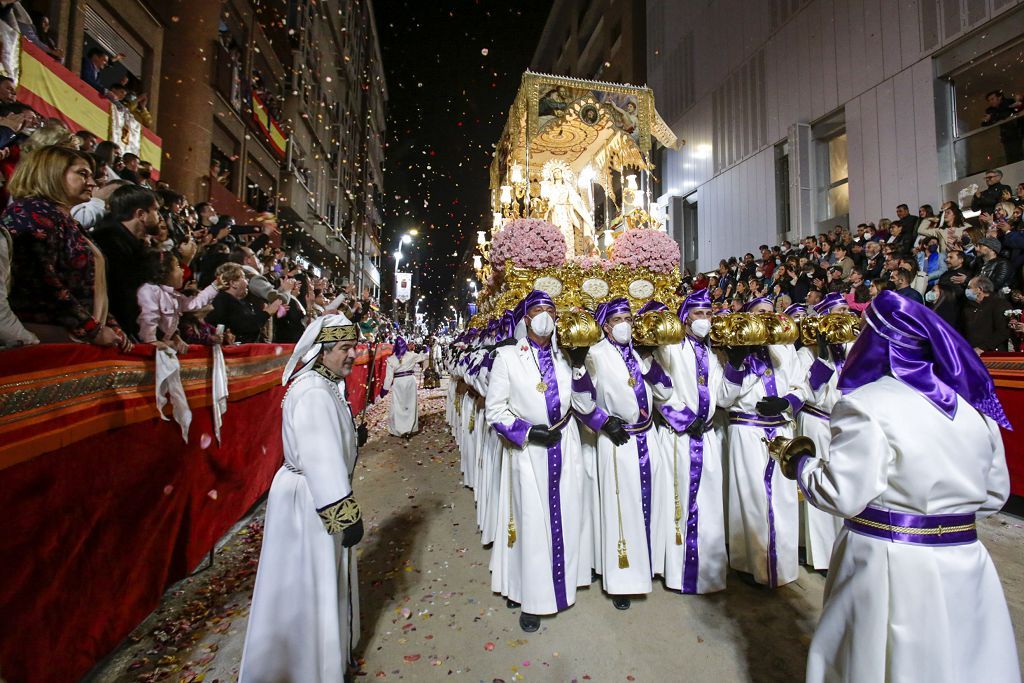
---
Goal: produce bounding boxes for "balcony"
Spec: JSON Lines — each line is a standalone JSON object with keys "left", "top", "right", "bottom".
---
{"left": 17, "top": 38, "right": 162, "bottom": 174}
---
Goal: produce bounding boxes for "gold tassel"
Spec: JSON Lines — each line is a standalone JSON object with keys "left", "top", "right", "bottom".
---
{"left": 673, "top": 437, "right": 683, "bottom": 545}
{"left": 468, "top": 410, "right": 476, "bottom": 433}
{"left": 507, "top": 450, "right": 516, "bottom": 548}
{"left": 612, "top": 443, "right": 629, "bottom": 569}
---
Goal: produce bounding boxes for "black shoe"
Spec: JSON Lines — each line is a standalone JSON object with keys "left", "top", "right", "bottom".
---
{"left": 590, "top": 569, "right": 599, "bottom": 583}
{"left": 612, "top": 596, "right": 631, "bottom": 610}
{"left": 506, "top": 598, "right": 520, "bottom": 609}
{"left": 519, "top": 612, "right": 540, "bottom": 632}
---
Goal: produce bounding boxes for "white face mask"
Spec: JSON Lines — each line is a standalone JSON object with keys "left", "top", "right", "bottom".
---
{"left": 755, "top": 270, "right": 763, "bottom": 278}
{"left": 610, "top": 321, "right": 632, "bottom": 345}
{"left": 529, "top": 311, "right": 555, "bottom": 338}
{"left": 208, "top": 215, "right": 219, "bottom": 226}
{"left": 689, "top": 318, "right": 711, "bottom": 338}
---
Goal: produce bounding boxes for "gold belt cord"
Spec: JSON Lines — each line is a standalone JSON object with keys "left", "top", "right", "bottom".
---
{"left": 674, "top": 436, "right": 683, "bottom": 545}
{"left": 506, "top": 448, "right": 517, "bottom": 548}
{"left": 612, "top": 444, "right": 629, "bottom": 569}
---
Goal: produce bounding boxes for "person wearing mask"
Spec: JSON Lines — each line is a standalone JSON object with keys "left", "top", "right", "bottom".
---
{"left": 569, "top": 297, "right": 684, "bottom": 610}
{"left": 862, "top": 242, "right": 884, "bottom": 280}
{"left": 793, "top": 293, "right": 852, "bottom": 572}
{"left": 91, "top": 185, "right": 162, "bottom": 339}
{"left": 961, "top": 275, "right": 1011, "bottom": 353}
{"left": 485, "top": 292, "right": 586, "bottom": 632}
{"left": 925, "top": 282, "right": 961, "bottom": 330}
{"left": 208, "top": 262, "right": 281, "bottom": 343}
{"left": 719, "top": 297, "right": 810, "bottom": 588}
{"left": 974, "top": 237, "right": 1011, "bottom": 291}
{"left": 654, "top": 289, "right": 729, "bottom": 595}
{"left": 782, "top": 291, "right": 1017, "bottom": 683}
{"left": 916, "top": 237, "right": 947, "bottom": 288}
{"left": 2, "top": 145, "right": 131, "bottom": 350}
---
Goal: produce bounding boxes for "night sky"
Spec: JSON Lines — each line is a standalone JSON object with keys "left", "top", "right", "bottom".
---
{"left": 373, "top": 0, "right": 551, "bottom": 322}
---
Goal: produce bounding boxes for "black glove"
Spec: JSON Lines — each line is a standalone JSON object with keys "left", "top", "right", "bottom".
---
{"left": 815, "top": 333, "right": 828, "bottom": 359}
{"left": 601, "top": 415, "right": 630, "bottom": 446}
{"left": 685, "top": 420, "right": 706, "bottom": 439}
{"left": 567, "top": 346, "right": 589, "bottom": 368}
{"left": 528, "top": 425, "right": 554, "bottom": 446}
{"left": 341, "top": 517, "right": 364, "bottom": 548}
{"left": 725, "top": 345, "right": 751, "bottom": 369}
{"left": 756, "top": 396, "right": 791, "bottom": 416}
{"left": 357, "top": 423, "right": 369, "bottom": 448}
{"left": 653, "top": 411, "right": 669, "bottom": 431}
{"left": 634, "top": 344, "right": 656, "bottom": 357}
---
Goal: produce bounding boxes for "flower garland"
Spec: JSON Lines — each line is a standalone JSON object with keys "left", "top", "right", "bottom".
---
{"left": 489, "top": 218, "right": 566, "bottom": 270}
{"left": 609, "top": 228, "right": 681, "bottom": 274}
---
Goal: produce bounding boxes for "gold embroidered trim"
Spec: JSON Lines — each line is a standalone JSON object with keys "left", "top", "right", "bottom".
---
{"left": 315, "top": 364, "right": 342, "bottom": 382}
{"left": 318, "top": 496, "right": 361, "bottom": 535}
{"left": 316, "top": 325, "right": 359, "bottom": 343}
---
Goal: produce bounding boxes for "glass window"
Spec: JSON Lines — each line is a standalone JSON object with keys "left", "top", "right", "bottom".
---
{"left": 948, "top": 41, "right": 1024, "bottom": 175}
{"left": 816, "top": 131, "right": 848, "bottom": 222}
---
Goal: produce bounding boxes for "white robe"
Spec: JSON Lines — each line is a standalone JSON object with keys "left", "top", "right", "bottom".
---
{"left": 800, "top": 377, "right": 1019, "bottom": 683}
{"left": 486, "top": 340, "right": 585, "bottom": 614}
{"left": 240, "top": 369, "right": 360, "bottom": 683}
{"left": 468, "top": 351, "right": 502, "bottom": 544}
{"left": 571, "top": 339, "right": 677, "bottom": 595}
{"left": 654, "top": 337, "right": 729, "bottom": 594}
{"left": 383, "top": 352, "right": 425, "bottom": 436}
{"left": 720, "top": 345, "right": 808, "bottom": 587}
{"left": 794, "top": 344, "right": 848, "bottom": 570}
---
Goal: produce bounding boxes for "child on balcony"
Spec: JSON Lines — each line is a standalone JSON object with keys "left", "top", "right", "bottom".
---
{"left": 136, "top": 249, "right": 220, "bottom": 353}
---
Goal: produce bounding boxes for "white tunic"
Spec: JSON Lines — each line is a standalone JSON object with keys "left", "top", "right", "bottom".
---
{"left": 383, "top": 352, "right": 425, "bottom": 436}
{"left": 572, "top": 339, "right": 676, "bottom": 595}
{"left": 240, "top": 369, "right": 360, "bottom": 683}
{"left": 801, "top": 377, "right": 1019, "bottom": 683}
{"left": 486, "top": 340, "right": 585, "bottom": 615}
{"left": 794, "top": 344, "right": 848, "bottom": 570}
{"left": 720, "top": 345, "right": 808, "bottom": 587}
{"left": 654, "top": 337, "right": 729, "bottom": 594}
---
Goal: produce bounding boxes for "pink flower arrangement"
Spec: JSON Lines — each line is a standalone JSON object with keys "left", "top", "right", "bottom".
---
{"left": 610, "top": 228, "right": 680, "bottom": 274}
{"left": 571, "top": 255, "right": 614, "bottom": 271}
{"left": 489, "top": 218, "right": 566, "bottom": 270}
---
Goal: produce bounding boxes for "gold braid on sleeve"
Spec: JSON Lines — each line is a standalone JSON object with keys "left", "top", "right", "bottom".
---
{"left": 317, "top": 495, "right": 361, "bottom": 535}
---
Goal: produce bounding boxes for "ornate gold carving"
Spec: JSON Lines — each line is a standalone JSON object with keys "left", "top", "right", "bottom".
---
{"left": 318, "top": 495, "right": 361, "bottom": 535}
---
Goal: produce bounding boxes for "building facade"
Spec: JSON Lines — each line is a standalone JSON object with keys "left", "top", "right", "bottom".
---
{"left": 19, "top": 0, "right": 384, "bottom": 289}
{"left": 531, "top": 0, "right": 646, "bottom": 84}
{"left": 648, "top": 0, "right": 1024, "bottom": 273}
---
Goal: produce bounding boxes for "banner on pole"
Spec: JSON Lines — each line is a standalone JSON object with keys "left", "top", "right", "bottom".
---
{"left": 395, "top": 272, "right": 412, "bottom": 303}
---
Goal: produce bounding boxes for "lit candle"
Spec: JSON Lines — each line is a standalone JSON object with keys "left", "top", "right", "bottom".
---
{"left": 492, "top": 212, "right": 502, "bottom": 230}
{"left": 500, "top": 185, "right": 512, "bottom": 205}
{"left": 477, "top": 230, "right": 487, "bottom": 245}
{"left": 473, "top": 254, "right": 482, "bottom": 270}
{"left": 510, "top": 162, "right": 524, "bottom": 184}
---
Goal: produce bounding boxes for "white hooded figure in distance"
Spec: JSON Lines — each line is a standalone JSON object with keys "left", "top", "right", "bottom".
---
{"left": 380, "top": 336, "right": 427, "bottom": 437}
{"left": 776, "top": 291, "right": 1019, "bottom": 683}
{"left": 240, "top": 314, "right": 368, "bottom": 683}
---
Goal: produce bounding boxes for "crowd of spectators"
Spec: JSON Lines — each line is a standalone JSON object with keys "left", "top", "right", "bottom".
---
{"left": 680, "top": 166, "right": 1024, "bottom": 354}
{"left": 0, "top": 78, "right": 387, "bottom": 354}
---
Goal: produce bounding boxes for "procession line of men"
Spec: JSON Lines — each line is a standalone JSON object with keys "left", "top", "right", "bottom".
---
{"left": 445, "top": 289, "right": 1020, "bottom": 682}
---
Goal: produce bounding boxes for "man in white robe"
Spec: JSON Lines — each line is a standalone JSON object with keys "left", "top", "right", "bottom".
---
{"left": 653, "top": 290, "right": 729, "bottom": 594}
{"left": 569, "top": 297, "right": 685, "bottom": 610}
{"left": 792, "top": 294, "right": 850, "bottom": 571}
{"left": 240, "top": 314, "right": 367, "bottom": 683}
{"left": 719, "top": 297, "right": 809, "bottom": 588}
{"left": 486, "top": 291, "right": 584, "bottom": 632}
{"left": 774, "top": 291, "right": 1019, "bottom": 683}
{"left": 380, "top": 336, "right": 427, "bottom": 437}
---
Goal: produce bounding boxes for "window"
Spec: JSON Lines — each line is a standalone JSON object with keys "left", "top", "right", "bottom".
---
{"left": 813, "top": 111, "right": 848, "bottom": 225}
{"left": 775, "top": 141, "right": 791, "bottom": 236}
{"left": 947, "top": 40, "right": 1024, "bottom": 176}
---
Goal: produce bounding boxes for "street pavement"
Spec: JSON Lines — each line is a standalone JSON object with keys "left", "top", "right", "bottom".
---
{"left": 90, "top": 380, "right": 1024, "bottom": 682}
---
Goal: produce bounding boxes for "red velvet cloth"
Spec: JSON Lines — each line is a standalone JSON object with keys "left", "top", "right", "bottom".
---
{"left": 0, "top": 363, "right": 285, "bottom": 683}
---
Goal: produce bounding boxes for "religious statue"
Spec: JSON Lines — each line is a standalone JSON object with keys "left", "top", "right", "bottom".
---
{"left": 540, "top": 161, "right": 595, "bottom": 258}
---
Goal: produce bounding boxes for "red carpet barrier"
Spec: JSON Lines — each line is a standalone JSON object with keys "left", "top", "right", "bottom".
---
{"left": 982, "top": 354, "right": 1024, "bottom": 498}
{"left": 0, "top": 341, "right": 390, "bottom": 683}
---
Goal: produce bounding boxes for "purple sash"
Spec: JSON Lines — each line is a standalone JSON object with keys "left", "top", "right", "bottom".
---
{"left": 681, "top": 338, "right": 712, "bottom": 593}
{"left": 530, "top": 339, "right": 569, "bottom": 611}
{"left": 616, "top": 342, "right": 654, "bottom": 568}
{"left": 844, "top": 505, "right": 977, "bottom": 546}
{"left": 394, "top": 370, "right": 416, "bottom": 378}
